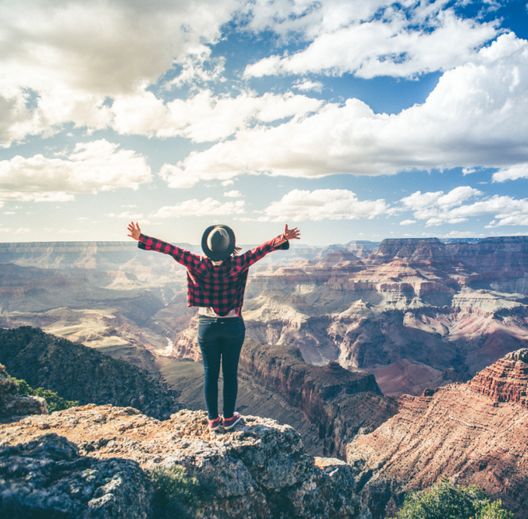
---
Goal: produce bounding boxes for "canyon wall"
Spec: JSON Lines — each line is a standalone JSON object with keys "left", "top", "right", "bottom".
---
{"left": 345, "top": 349, "right": 528, "bottom": 518}
{"left": 239, "top": 340, "right": 398, "bottom": 457}
{"left": 1, "top": 236, "right": 527, "bottom": 398}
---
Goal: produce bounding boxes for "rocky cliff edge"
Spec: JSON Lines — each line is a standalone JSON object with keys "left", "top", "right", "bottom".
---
{"left": 0, "top": 404, "right": 360, "bottom": 518}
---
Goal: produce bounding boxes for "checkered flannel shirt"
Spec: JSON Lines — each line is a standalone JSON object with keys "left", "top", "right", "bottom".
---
{"left": 137, "top": 232, "right": 289, "bottom": 317}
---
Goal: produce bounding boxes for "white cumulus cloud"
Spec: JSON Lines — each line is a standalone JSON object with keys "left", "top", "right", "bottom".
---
{"left": 0, "top": 0, "right": 240, "bottom": 146}
{"left": 0, "top": 140, "right": 151, "bottom": 204}
{"left": 492, "top": 163, "right": 528, "bottom": 182}
{"left": 0, "top": 0, "right": 238, "bottom": 96}
{"left": 255, "top": 189, "right": 389, "bottom": 222}
{"left": 244, "top": 7, "right": 498, "bottom": 79}
{"left": 171, "top": 33, "right": 528, "bottom": 186}
{"left": 399, "top": 185, "right": 528, "bottom": 227}
{"left": 112, "top": 90, "right": 324, "bottom": 143}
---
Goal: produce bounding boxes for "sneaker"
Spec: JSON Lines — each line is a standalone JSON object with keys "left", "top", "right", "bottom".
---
{"left": 222, "top": 412, "right": 242, "bottom": 430}
{"left": 208, "top": 415, "right": 223, "bottom": 432}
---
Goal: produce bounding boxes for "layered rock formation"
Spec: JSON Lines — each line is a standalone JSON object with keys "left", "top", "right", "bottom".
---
{"left": 239, "top": 340, "right": 397, "bottom": 457}
{"left": 374, "top": 237, "right": 449, "bottom": 265}
{"left": 345, "top": 349, "right": 528, "bottom": 518}
{"left": 0, "top": 405, "right": 359, "bottom": 518}
{"left": 0, "top": 261, "right": 185, "bottom": 370}
{"left": 235, "top": 236, "right": 528, "bottom": 395}
{"left": 467, "top": 348, "right": 528, "bottom": 407}
{"left": 0, "top": 240, "right": 321, "bottom": 270}
{"left": 0, "top": 327, "right": 180, "bottom": 419}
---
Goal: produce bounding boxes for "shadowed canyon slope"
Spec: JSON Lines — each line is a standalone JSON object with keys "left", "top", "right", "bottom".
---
{"left": 0, "top": 327, "right": 180, "bottom": 419}
{"left": 345, "top": 349, "right": 528, "bottom": 518}
{"left": 238, "top": 340, "right": 397, "bottom": 457}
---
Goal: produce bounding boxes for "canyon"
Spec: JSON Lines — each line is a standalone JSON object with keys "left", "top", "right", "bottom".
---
{"left": 1, "top": 235, "right": 527, "bottom": 516}
{"left": 1, "top": 236, "right": 526, "bottom": 399}
{"left": 1, "top": 343, "right": 525, "bottom": 517}
{"left": 345, "top": 349, "right": 528, "bottom": 518}
{"left": 1, "top": 236, "right": 527, "bottom": 455}
{"left": 238, "top": 340, "right": 397, "bottom": 457}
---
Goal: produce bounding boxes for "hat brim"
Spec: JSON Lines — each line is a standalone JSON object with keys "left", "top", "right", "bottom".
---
{"left": 201, "top": 224, "right": 236, "bottom": 261}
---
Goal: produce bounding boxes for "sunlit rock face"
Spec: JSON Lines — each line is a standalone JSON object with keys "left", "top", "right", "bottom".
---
{"left": 234, "top": 236, "right": 528, "bottom": 395}
{"left": 345, "top": 349, "right": 528, "bottom": 519}
{"left": 467, "top": 348, "right": 528, "bottom": 406}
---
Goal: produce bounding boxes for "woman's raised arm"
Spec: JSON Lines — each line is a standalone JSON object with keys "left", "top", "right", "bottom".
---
{"left": 232, "top": 224, "right": 301, "bottom": 271}
{"left": 128, "top": 221, "right": 202, "bottom": 269}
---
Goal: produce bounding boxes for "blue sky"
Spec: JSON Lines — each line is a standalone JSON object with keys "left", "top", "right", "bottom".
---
{"left": 0, "top": 0, "right": 527, "bottom": 245}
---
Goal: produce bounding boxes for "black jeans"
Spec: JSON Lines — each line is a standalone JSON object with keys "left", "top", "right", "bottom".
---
{"left": 197, "top": 315, "right": 245, "bottom": 419}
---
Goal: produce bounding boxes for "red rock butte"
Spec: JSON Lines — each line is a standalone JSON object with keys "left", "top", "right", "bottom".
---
{"left": 345, "top": 348, "right": 528, "bottom": 518}
{"left": 468, "top": 348, "right": 528, "bottom": 406}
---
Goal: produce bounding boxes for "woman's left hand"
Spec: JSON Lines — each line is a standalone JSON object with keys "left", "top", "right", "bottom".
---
{"left": 283, "top": 224, "right": 301, "bottom": 241}
{"left": 233, "top": 246, "right": 242, "bottom": 255}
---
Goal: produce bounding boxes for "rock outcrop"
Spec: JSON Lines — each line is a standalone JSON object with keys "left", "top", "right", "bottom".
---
{"left": 345, "top": 349, "right": 528, "bottom": 518}
{"left": 0, "top": 327, "right": 180, "bottom": 419}
{"left": 0, "top": 405, "right": 359, "bottom": 518}
{"left": 239, "top": 340, "right": 397, "bottom": 457}
{"left": 0, "top": 434, "right": 151, "bottom": 518}
{"left": 467, "top": 348, "right": 528, "bottom": 407}
{"left": 0, "top": 364, "right": 47, "bottom": 419}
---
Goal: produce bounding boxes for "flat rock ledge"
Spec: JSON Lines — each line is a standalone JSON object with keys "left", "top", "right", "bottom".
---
{"left": 0, "top": 405, "right": 360, "bottom": 518}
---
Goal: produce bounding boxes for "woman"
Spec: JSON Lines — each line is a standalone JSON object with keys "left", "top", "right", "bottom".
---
{"left": 127, "top": 221, "right": 301, "bottom": 432}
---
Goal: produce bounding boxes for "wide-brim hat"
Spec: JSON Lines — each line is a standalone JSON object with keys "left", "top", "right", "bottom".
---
{"left": 201, "top": 224, "right": 236, "bottom": 261}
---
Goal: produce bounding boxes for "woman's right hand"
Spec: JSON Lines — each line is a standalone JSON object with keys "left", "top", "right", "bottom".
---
{"left": 127, "top": 221, "right": 141, "bottom": 241}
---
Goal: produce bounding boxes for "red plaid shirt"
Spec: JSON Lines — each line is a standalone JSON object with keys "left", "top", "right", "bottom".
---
{"left": 137, "top": 233, "right": 289, "bottom": 317}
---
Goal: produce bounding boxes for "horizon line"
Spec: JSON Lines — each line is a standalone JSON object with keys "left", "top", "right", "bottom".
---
{"left": 1, "top": 235, "right": 527, "bottom": 246}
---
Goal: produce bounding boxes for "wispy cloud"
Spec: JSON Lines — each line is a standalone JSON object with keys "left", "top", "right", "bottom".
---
{"left": 223, "top": 190, "right": 243, "bottom": 198}
{"left": 292, "top": 79, "right": 323, "bottom": 93}
{"left": 150, "top": 198, "right": 245, "bottom": 219}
